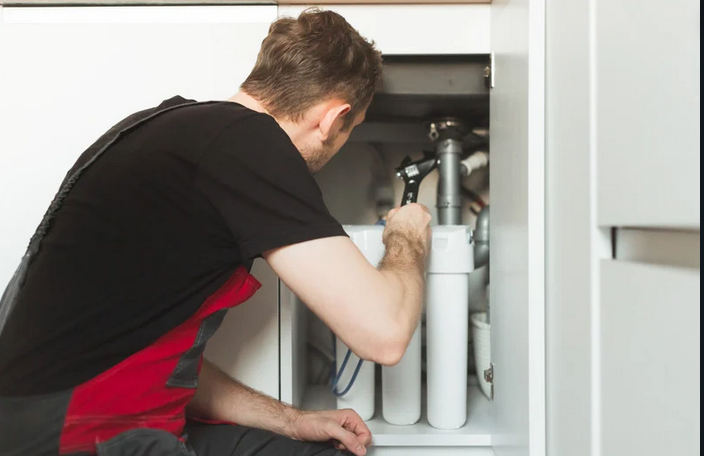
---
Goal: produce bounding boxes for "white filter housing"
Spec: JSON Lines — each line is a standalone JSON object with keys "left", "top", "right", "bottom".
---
{"left": 382, "top": 321, "right": 421, "bottom": 425}
{"left": 345, "top": 226, "right": 421, "bottom": 425}
{"left": 426, "top": 226, "right": 474, "bottom": 429}
{"left": 342, "top": 225, "right": 474, "bottom": 428}
{"left": 336, "top": 226, "right": 385, "bottom": 421}
{"left": 334, "top": 339, "right": 375, "bottom": 421}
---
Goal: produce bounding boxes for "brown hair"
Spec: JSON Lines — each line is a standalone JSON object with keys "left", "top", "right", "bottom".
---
{"left": 241, "top": 8, "right": 382, "bottom": 130}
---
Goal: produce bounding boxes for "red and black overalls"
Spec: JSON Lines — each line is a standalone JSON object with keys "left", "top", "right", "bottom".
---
{"left": 0, "top": 101, "right": 261, "bottom": 456}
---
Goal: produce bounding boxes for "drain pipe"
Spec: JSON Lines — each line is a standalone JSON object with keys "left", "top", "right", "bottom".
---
{"left": 473, "top": 205, "right": 490, "bottom": 268}
{"left": 429, "top": 119, "right": 468, "bottom": 225}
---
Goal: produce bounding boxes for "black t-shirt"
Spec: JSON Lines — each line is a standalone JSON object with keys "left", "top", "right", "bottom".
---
{"left": 0, "top": 96, "right": 345, "bottom": 396}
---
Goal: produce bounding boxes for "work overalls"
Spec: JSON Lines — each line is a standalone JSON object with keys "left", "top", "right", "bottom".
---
{"left": 0, "top": 100, "right": 262, "bottom": 456}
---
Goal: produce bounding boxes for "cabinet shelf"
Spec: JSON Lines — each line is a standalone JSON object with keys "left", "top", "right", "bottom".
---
{"left": 302, "top": 380, "right": 493, "bottom": 447}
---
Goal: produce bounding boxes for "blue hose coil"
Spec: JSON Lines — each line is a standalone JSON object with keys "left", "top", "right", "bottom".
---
{"left": 330, "top": 334, "right": 365, "bottom": 397}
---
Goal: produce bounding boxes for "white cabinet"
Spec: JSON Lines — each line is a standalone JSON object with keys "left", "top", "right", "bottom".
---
{"left": 489, "top": 0, "right": 546, "bottom": 454}
{"left": 545, "top": 1, "right": 596, "bottom": 455}
{"left": 276, "top": 3, "right": 547, "bottom": 456}
{"left": 595, "top": 0, "right": 700, "bottom": 229}
{"left": 204, "top": 260, "right": 281, "bottom": 401}
{"left": 594, "top": 2, "right": 701, "bottom": 455}
{"left": 600, "top": 260, "right": 700, "bottom": 456}
{"left": 278, "top": 4, "right": 491, "bottom": 55}
{"left": 546, "top": 2, "right": 700, "bottom": 456}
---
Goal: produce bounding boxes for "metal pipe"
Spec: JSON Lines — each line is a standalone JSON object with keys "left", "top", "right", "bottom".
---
{"left": 436, "top": 138, "right": 463, "bottom": 225}
{"left": 473, "top": 205, "right": 490, "bottom": 268}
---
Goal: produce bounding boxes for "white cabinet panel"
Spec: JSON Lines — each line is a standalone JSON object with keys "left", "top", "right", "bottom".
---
{"left": 0, "top": 5, "right": 277, "bottom": 288}
{"left": 278, "top": 4, "right": 490, "bottom": 55}
{"left": 600, "top": 260, "right": 700, "bottom": 456}
{"left": 490, "top": 0, "right": 546, "bottom": 455}
{"left": 596, "top": 0, "right": 700, "bottom": 228}
{"left": 545, "top": 0, "right": 596, "bottom": 455}
{"left": 205, "top": 260, "right": 280, "bottom": 399}
{"left": 280, "top": 282, "right": 309, "bottom": 407}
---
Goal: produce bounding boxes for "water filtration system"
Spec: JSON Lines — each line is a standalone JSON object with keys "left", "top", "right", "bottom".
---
{"left": 337, "top": 224, "right": 474, "bottom": 428}
{"left": 331, "top": 119, "right": 488, "bottom": 429}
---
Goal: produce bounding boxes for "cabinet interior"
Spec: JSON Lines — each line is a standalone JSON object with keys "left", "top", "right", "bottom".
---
{"left": 288, "top": 53, "right": 495, "bottom": 450}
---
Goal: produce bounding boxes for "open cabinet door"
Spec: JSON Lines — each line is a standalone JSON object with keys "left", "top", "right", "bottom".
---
{"left": 490, "top": 1, "right": 546, "bottom": 455}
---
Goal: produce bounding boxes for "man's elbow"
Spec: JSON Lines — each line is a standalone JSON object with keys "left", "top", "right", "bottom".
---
{"left": 365, "top": 328, "right": 410, "bottom": 367}
{"left": 373, "top": 345, "right": 405, "bottom": 367}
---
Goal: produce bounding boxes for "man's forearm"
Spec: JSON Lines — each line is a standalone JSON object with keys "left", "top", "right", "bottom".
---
{"left": 187, "top": 359, "right": 298, "bottom": 437}
{"left": 378, "top": 230, "right": 426, "bottom": 343}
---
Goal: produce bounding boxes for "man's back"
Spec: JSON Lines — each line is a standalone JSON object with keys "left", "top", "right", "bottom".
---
{"left": 0, "top": 96, "right": 342, "bottom": 396}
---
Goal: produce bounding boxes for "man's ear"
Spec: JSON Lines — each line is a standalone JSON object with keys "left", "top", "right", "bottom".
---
{"left": 319, "top": 102, "right": 351, "bottom": 141}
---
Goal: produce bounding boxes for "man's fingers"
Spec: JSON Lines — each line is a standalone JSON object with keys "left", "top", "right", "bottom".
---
{"left": 351, "top": 426, "right": 372, "bottom": 447}
{"left": 413, "top": 202, "right": 431, "bottom": 214}
{"left": 386, "top": 207, "right": 401, "bottom": 220}
{"left": 341, "top": 411, "right": 372, "bottom": 446}
{"left": 325, "top": 422, "right": 366, "bottom": 456}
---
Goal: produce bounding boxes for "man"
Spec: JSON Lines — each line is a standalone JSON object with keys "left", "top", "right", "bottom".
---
{"left": 0, "top": 9, "right": 430, "bottom": 456}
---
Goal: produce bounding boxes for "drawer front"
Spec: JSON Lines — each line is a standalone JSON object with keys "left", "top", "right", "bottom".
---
{"left": 600, "top": 260, "right": 700, "bottom": 456}
{"left": 596, "top": 0, "right": 700, "bottom": 228}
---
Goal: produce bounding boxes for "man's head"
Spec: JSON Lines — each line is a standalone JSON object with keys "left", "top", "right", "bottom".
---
{"left": 240, "top": 9, "right": 383, "bottom": 172}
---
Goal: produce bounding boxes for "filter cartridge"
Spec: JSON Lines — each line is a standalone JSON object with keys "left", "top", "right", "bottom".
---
{"left": 382, "top": 321, "right": 421, "bottom": 425}
{"left": 337, "top": 226, "right": 386, "bottom": 421}
{"left": 334, "top": 339, "right": 375, "bottom": 421}
{"left": 425, "top": 226, "right": 474, "bottom": 430}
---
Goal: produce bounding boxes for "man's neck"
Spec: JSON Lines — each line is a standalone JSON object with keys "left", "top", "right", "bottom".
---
{"left": 228, "top": 92, "right": 270, "bottom": 115}
{"left": 228, "top": 91, "right": 307, "bottom": 154}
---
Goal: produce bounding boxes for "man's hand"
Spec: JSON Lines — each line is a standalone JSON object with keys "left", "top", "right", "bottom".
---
{"left": 382, "top": 203, "right": 432, "bottom": 260}
{"left": 189, "top": 362, "right": 371, "bottom": 454}
{"left": 289, "top": 409, "right": 372, "bottom": 456}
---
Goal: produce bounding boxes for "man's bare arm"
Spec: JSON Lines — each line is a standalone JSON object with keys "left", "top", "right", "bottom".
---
{"left": 187, "top": 360, "right": 372, "bottom": 455}
{"left": 187, "top": 359, "right": 297, "bottom": 435}
{"left": 264, "top": 203, "right": 431, "bottom": 366}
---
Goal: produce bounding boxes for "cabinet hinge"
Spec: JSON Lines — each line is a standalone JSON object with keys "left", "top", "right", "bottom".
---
{"left": 484, "top": 363, "right": 494, "bottom": 400}
{"left": 485, "top": 52, "right": 495, "bottom": 89}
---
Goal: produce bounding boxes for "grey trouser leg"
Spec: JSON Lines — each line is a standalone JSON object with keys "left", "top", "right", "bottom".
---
{"left": 184, "top": 421, "right": 347, "bottom": 456}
